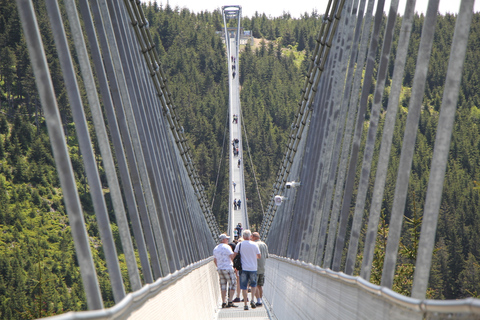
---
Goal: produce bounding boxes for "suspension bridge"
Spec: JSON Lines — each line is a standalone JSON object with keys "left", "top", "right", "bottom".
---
{"left": 13, "top": 0, "right": 480, "bottom": 318}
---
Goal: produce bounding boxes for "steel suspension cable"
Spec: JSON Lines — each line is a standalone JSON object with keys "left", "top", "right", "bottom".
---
{"left": 62, "top": 0, "right": 143, "bottom": 291}
{"left": 89, "top": 0, "right": 171, "bottom": 276}
{"left": 360, "top": 0, "right": 417, "bottom": 281}
{"left": 108, "top": 0, "right": 185, "bottom": 270}
{"left": 211, "top": 111, "right": 230, "bottom": 209}
{"left": 344, "top": 0, "right": 399, "bottom": 275}
{"left": 123, "top": 0, "right": 219, "bottom": 238}
{"left": 381, "top": 0, "right": 440, "bottom": 289}
{"left": 127, "top": 1, "right": 218, "bottom": 235}
{"left": 261, "top": 0, "right": 346, "bottom": 240}
{"left": 412, "top": 0, "right": 474, "bottom": 299}
{"left": 323, "top": 0, "right": 375, "bottom": 269}
{"left": 240, "top": 111, "right": 265, "bottom": 216}
{"left": 306, "top": 0, "right": 357, "bottom": 265}
{"left": 313, "top": 0, "right": 361, "bottom": 266}
{"left": 332, "top": 0, "right": 386, "bottom": 272}
{"left": 77, "top": 0, "right": 159, "bottom": 282}
{"left": 15, "top": 0, "right": 103, "bottom": 310}
{"left": 314, "top": 0, "right": 367, "bottom": 266}
{"left": 46, "top": 0, "right": 126, "bottom": 302}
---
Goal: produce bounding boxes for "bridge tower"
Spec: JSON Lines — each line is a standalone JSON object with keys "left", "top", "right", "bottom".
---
{"left": 222, "top": 6, "right": 249, "bottom": 239}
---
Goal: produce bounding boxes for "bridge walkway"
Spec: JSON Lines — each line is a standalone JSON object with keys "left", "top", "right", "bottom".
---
{"left": 228, "top": 37, "right": 248, "bottom": 235}
{"left": 224, "top": 6, "right": 249, "bottom": 237}
{"left": 216, "top": 302, "right": 272, "bottom": 319}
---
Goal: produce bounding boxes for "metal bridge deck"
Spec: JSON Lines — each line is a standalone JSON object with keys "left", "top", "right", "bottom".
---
{"left": 216, "top": 300, "right": 273, "bottom": 319}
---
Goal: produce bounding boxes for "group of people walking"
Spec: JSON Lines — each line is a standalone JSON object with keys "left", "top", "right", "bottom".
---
{"left": 231, "top": 55, "right": 236, "bottom": 78}
{"left": 214, "top": 53, "right": 266, "bottom": 312}
{"left": 235, "top": 223, "right": 242, "bottom": 239}
{"left": 232, "top": 138, "right": 240, "bottom": 157}
{"left": 233, "top": 199, "right": 242, "bottom": 210}
{"left": 213, "top": 230, "right": 269, "bottom": 310}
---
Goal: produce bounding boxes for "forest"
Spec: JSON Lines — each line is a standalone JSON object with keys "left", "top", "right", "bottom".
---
{"left": 0, "top": 0, "right": 480, "bottom": 317}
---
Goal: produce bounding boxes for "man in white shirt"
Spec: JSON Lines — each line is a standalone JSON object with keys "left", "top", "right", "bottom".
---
{"left": 213, "top": 234, "right": 238, "bottom": 308}
{"left": 233, "top": 229, "right": 261, "bottom": 310}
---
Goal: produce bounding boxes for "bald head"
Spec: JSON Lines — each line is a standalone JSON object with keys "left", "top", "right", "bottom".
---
{"left": 252, "top": 232, "right": 260, "bottom": 240}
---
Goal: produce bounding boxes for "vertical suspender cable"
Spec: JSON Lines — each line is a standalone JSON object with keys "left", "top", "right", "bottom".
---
{"left": 361, "top": 0, "right": 417, "bottom": 281}
{"left": 62, "top": 0, "right": 142, "bottom": 292}
{"left": 323, "top": 0, "right": 375, "bottom": 269}
{"left": 46, "top": 0, "right": 126, "bottom": 302}
{"left": 15, "top": 0, "right": 103, "bottom": 310}
{"left": 314, "top": 0, "right": 361, "bottom": 266}
{"left": 89, "top": 0, "right": 170, "bottom": 276}
{"left": 344, "top": 0, "right": 400, "bottom": 275}
{"left": 112, "top": 1, "right": 197, "bottom": 264}
{"left": 332, "top": 0, "right": 386, "bottom": 272}
{"left": 126, "top": 0, "right": 219, "bottom": 238}
{"left": 107, "top": 0, "right": 184, "bottom": 271}
{"left": 307, "top": 0, "right": 356, "bottom": 265}
{"left": 127, "top": 0, "right": 199, "bottom": 265}
{"left": 412, "top": 0, "right": 474, "bottom": 299}
{"left": 262, "top": 0, "right": 346, "bottom": 243}
{"left": 77, "top": 0, "right": 157, "bottom": 283}
{"left": 381, "top": 0, "right": 440, "bottom": 289}
{"left": 92, "top": 0, "right": 172, "bottom": 273}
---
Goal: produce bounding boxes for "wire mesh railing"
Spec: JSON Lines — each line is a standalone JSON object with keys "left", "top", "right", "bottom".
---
{"left": 265, "top": 256, "right": 480, "bottom": 320}
{"left": 41, "top": 258, "right": 219, "bottom": 320}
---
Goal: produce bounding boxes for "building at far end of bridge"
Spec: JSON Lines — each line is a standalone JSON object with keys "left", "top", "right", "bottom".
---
{"left": 216, "top": 28, "right": 254, "bottom": 46}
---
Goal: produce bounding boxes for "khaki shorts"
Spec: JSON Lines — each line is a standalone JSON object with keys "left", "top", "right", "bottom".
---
{"left": 257, "top": 273, "right": 265, "bottom": 286}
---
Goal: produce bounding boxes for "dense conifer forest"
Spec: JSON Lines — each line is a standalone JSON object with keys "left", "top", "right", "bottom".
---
{"left": 0, "top": 0, "right": 480, "bottom": 317}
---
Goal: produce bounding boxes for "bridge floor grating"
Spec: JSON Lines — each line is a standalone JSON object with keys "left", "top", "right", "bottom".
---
{"left": 215, "top": 300, "right": 274, "bottom": 319}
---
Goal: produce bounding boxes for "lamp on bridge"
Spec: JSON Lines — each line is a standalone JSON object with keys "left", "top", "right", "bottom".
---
{"left": 274, "top": 195, "right": 287, "bottom": 206}
{"left": 285, "top": 181, "right": 301, "bottom": 189}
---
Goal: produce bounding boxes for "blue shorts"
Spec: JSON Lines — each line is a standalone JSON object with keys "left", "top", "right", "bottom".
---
{"left": 239, "top": 270, "right": 257, "bottom": 290}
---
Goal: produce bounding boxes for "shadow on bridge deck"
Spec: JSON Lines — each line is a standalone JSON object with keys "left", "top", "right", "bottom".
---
{"left": 216, "top": 300, "right": 273, "bottom": 319}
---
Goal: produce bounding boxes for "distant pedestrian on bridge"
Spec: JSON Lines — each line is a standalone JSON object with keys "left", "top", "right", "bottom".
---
{"left": 213, "top": 234, "right": 238, "bottom": 308}
{"left": 234, "top": 230, "right": 261, "bottom": 310}
{"left": 236, "top": 223, "right": 242, "bottom": 238}
{"left": 237, "top": 199, "right": 241, "bottom": 209}
{"left": 234, "top": 198, "right": 237, "bottom": 210}
{"left": 233, "top": 181, "right": 236, "bottom": 192}
{"left": 252, "top": 232, "right": 268, "bottom": 307}
{"left": 238, "top": 158, "right": 241, "bottom": 168}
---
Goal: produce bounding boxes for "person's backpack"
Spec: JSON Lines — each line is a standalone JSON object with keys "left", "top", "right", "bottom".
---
{"left": 233, "top": 243, "right": 242, "bottom": 271}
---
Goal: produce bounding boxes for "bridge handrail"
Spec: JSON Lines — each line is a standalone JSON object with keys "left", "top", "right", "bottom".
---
{"left": 271, "top": 255, "right": 480, "bottom": 316}
{"left": 41, "top": 257, "right": 214, "bottom": 320}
